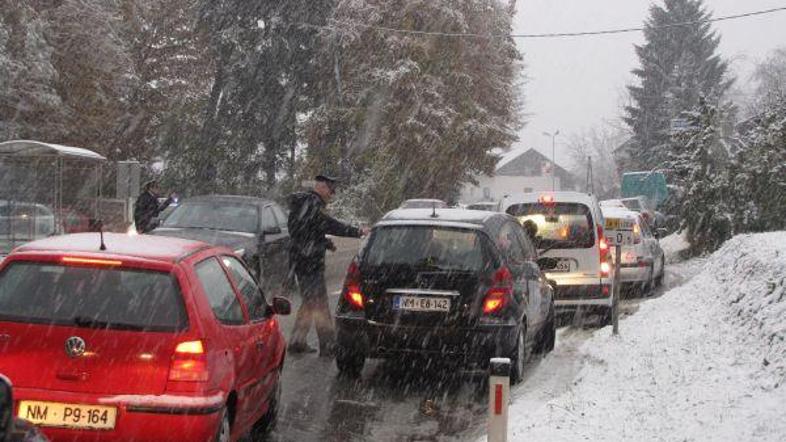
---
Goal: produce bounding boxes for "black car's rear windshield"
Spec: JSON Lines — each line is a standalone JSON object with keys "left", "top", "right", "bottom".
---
{"left": 364, "top": 226, "right": 487, "bottom": 271}
{"left": 163, "top": 202, "right": 259, "bottom": 233}
{"left": 506, "top": 203, "right": 595, "bottom": 249}
{"left": 0, "top": 262, "right": 187, "bottom": 332}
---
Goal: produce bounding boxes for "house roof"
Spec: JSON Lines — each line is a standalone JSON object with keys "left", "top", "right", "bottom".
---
{"left": 494, "top": 148, "right": 575, "bottom": 186}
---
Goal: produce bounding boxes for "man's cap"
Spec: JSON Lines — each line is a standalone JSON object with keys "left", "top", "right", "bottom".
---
{"left": 315, "top": 174, "right": 340, "bottom": 184}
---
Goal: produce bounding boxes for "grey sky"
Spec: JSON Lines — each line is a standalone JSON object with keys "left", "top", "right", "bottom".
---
{"left": 511, "top": 0, "right": 786, "bottom": 167}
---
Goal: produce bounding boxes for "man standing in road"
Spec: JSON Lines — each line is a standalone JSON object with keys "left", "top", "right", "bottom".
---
{"left": 287, "top": 175, "right": 369, "bottom": 356}
{"left": 134, "top": 180, "right": 174, "bottom": 234}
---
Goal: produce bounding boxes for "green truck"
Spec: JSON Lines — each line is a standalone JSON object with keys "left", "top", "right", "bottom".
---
{"left": 621, "top": 172, "right": 668, "bottom": 209}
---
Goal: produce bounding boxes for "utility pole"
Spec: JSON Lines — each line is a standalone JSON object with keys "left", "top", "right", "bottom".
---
{"left": 543, "top": 130, "right": 560, "bottom": 191}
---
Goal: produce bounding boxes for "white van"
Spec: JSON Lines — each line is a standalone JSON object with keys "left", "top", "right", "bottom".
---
{"left": 501, "top": 192, "right": 614, "bottom": 322}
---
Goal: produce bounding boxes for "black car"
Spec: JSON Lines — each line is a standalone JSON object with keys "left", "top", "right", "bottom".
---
{"left": 334, "top": 208, "right": 556, "bottom": 383}
{"left": 150, "top": 195, "right": 290, "bottom": 286}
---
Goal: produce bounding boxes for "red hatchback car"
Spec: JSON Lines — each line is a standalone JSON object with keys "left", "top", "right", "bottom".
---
{"left": 0, "top": 233, "right": 291, "bottom": 441}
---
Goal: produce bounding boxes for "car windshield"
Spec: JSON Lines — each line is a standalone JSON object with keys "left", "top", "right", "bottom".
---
{"left": 162, "top": 202, "right": 258, "bottom": 233}
{"left": 507, "top": 203, "right": 595, "bottom": 249}
{"left": 0, "top": 262, "right": 187, "bottom": 332}
{"left": 364, "top": 226, "right": 484, "bottom": 271}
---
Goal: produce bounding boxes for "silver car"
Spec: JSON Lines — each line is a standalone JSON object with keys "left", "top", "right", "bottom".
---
{"left": 601, "top": 207, "right": 666, "bottom": 294}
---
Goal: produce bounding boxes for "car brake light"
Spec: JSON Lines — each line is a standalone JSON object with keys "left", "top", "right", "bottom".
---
{"left": 483, "top": 267, "right": 513, "bottom": 314}
{"left": 539, "top": 194, "right": 556, "bottom": 206}
{"left": 633, "top": 223, "right": 641, "bottom": 244}
{"left": 61, "top": 256, "right": 123, "bottom": 267}
{"left": 597, "top": 225, "right": 611, "bottom": 277}
{"left": 169, "top": 340, "right": 208, "bottom": 382}
{"left": 342, "top": 260, "right": 365, "bottom": 310}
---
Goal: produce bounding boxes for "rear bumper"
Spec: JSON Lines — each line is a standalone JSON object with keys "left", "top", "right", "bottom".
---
{"left": 13, "top": 387, "right": 224, "bottom": 442}
{"left": 619, "top": 265, "right": 650, "bottom": 283}
{"left": 551, "top": 282, "right": 613, "bottom": 310}
{"left": 335, "top": 315, "right": 518, "bottom": 363}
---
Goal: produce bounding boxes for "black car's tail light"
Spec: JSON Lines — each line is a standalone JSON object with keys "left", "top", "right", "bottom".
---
{"left": 342, "top": 259, "right": 365, "bottom": 310}
{"left": 483, "top": 266, "right": 513, "bottom": 314}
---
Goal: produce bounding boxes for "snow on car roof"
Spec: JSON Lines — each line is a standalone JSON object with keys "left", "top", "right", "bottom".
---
{"left": 0, "top": 140, "right": 106, "bottom": 161}
{"left": 601, "top": 206, "right": 640, "bottom": 220}
{"left": 13, "top": 233, "right": 209, "bottom": 262}
{"left": 183, "top": 194, "right": 275, "bottom": 206}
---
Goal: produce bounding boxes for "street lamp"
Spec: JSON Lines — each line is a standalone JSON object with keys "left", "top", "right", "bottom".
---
{"left": 543, "top": 130, "right": 560, "bottom": 191}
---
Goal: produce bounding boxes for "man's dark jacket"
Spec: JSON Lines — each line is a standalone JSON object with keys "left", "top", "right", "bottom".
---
{"left": 287, "top": 191, "right": 361, "bottom": 272}
{"left": 134, "top": 192, "right": 170, "bottom": 234}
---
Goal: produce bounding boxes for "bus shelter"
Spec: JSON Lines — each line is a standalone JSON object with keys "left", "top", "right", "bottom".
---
{"left": 0, "top": 140, "right": 106, "bottom": 254}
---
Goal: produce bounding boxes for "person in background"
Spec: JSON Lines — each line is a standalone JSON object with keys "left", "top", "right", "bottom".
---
{"left": 133, "top": 180, "right": 174, "bottom": 234}
{"left": 286, "top": 174, "right": 370, "bottom": 357}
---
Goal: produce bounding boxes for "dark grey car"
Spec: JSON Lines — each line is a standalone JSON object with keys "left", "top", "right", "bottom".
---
{"left": 334, "top": 209, "right": 556, "bottom": 383}
{"left": 150, "top": 195, "right": 290, "bottom": 286}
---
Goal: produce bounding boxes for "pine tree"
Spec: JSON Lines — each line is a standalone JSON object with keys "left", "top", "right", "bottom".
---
{"left": 624, "top": 0, "right": 731, "bottom": 173}
{"left": 669, "top": 97, "right": 733, "bottom": 255}
{"left": 735, "top": 97, "right": 786, "bottom": 232}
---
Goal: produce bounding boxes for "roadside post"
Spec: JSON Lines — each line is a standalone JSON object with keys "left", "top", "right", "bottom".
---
{"left": 604, "top": 217, "right": 635, "bottom": 335}
{"left": 488, "top": 358, "right": 510, "bottom": 442}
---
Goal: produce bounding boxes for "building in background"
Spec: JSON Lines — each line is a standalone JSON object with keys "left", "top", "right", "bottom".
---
{"left": 461, "top": 148, "right": 579, "bottom": 204}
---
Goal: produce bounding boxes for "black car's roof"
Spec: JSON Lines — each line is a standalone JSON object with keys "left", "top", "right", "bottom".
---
{"left": 181, "top": 194, "right": 276, "bottom": 206}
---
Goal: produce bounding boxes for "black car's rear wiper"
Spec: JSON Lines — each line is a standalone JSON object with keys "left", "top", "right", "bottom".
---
{"left": 413, "top": 257, "right": 447, "bottom": 271}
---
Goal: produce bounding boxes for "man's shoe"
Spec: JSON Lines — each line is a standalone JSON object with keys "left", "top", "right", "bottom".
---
{"left": 288, "top": 343, "right": 318, "bottom": 354}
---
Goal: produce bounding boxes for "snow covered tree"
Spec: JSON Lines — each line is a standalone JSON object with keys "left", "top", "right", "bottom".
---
{"left": 0, "top": 1, "right": 64, "bottom": 140}
{"left": 305, "top": 0, "right": 523, "bottom": 219}
{"left": 111, "top": 0, "right": 211, "bottom": 164}
{"left": 732, "top": 97, "right": 786, "bottom": 233}
{"left": 623, "top": 0, "right": 731, "bottom": 173}
{"left": 752, "top": 47, "right": 786, "bottom": 106}
{"left": 668, "top": 97, "right": 734, "bottom": 255}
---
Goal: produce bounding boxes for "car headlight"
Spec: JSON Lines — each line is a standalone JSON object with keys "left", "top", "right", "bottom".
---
{"left": 234, "top": 248, "right": 246, "bottom": 257}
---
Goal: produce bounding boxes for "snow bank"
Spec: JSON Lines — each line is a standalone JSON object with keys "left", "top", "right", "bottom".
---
{"left": 489, "top": 232, "right": 786, "bottom": 442}
{"left": 660, "top": 230, "right": 690, "bottom": 263}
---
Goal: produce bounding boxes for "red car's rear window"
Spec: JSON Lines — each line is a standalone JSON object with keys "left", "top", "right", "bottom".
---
{"left": 0, "top": 261, "right": 188, "bottom": 332}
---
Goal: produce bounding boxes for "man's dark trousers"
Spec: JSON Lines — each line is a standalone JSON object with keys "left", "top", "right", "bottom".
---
{"left": 289, "top": 261, "right": 335, "bottom": 352}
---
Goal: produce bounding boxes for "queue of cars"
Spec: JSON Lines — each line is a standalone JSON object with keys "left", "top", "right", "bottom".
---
{"left": 0, "top": 189, "right": 666, "bottom": 440}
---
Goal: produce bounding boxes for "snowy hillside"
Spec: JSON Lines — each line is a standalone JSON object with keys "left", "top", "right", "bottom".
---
{"left": 490, "top": 232, "right": 786, "bottom": 441}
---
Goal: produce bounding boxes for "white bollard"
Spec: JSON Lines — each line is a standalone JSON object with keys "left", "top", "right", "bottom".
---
{"left": 488, "top": 357, "right": 510, "bottom": 442}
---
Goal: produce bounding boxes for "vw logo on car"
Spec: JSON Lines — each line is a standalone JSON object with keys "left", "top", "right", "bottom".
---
{"left": 64, "top": 336, "right": 86, "bottom": 358}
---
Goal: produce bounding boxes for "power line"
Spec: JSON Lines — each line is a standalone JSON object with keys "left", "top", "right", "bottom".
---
{"left": 298, "top": 5, "right": 786, "bottom": 40}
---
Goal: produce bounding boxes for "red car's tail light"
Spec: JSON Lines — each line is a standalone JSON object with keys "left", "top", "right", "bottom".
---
{"left": 169, "top": 340, "right": 208, "bottom": 382}
{"left": 483, "top": 267, "right": 513, "bottom": 314}
{"left": 342, "top": 260, "right": 365, "bottom": 310}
